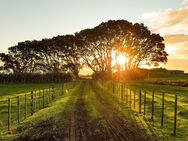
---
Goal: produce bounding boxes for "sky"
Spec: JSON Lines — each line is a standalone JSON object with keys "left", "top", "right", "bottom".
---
{"left": 0, "top": 0, "right": 188, "bottom": 72}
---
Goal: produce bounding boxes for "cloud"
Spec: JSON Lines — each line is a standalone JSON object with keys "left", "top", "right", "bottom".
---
{"left": 181, "top": 0, "right": 188, "bottom": 4}
{"left": 142, "top": 6, "right": 188, "bottom": 35}
{"left": 163, "top": 34, "right": 188, "bottom": 72}
{"left": 164, "top": 34, "right": 188, "bottom": 44}
{"left": 142, "top": 6, "right": 188, "bottom": 72}
{"left": 164, "top": 34, "right": 188, "bottom": 57}
{"left": 164, "top": 34, "right": 188, "bottom": 59}
{"left": 165, "top": 58, "right": 188, "bottom": 72}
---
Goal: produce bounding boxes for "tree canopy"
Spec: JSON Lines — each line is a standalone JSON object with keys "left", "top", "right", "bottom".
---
{"left": 0, "top": 20, "right": 168, "bottom": 78}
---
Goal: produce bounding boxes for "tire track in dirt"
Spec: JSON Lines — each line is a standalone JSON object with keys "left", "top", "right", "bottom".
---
{"left": 74, "top": 87, "right": 90, "bottom": 141}
{"left": 58, "top": 82, "right": 92, "bottom": 141}
{"left": 91, "top": 83, "right": 150, "bottom": 141}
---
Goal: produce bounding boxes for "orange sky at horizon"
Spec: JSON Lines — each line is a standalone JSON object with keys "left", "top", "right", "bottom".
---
{"left": 0, "top": 0, "right": 187, "bottom": 74}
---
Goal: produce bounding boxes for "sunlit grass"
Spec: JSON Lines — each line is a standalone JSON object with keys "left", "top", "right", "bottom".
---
{"left": 0, "top": 82, "right": 81, "bottom": 140}
{"left": 107, "top": 81, "right": 188, "bottom": 141}
{"left": 0, "top": 83, "right": 63, "bottom": 99}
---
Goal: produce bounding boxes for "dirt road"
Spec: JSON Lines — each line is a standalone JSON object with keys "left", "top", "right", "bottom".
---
{"left": 16, "top": 81, "right": 151, "bottom": 141}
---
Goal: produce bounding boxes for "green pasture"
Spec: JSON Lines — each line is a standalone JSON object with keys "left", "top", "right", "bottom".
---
{"left": 0, "top": 83, "right": 63, "bottom": 98}
{"left": 0, "top": 80, "right": 188, "bottom": 141}
{"left": 145, "top": 74, "right": 188, "bottom": 81}
{"left": 0, "top": 83, "right": 69, "bottom": 134}
{"left": 109, "top": 81, "right": 188, "bottom": 141}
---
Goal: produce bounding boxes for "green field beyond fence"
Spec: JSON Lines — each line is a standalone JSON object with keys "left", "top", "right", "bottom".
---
{"left": 0, "top": 82, "right": 76, "bottom": 132}
{"left": 104, "top": 81, "right": 188, "bottom": 139}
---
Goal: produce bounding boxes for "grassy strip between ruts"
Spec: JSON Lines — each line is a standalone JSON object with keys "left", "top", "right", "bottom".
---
{"left": 0, "top": 82, "right": 81, "bottom": 141}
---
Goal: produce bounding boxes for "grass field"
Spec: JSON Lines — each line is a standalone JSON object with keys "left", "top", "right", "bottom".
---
{"left": 0, "top": 80, "right": 188, "bottom": 141}
{"left": 0, "top": 83, "right": 66, "bottom": 134}
{"left": 145, "top": 74, "right": 188, "bottom": 81}
{"left": 109, "top": 80, "right": 188, "bottom": 141}
{"left": 0, "top": 81, "right": 151, "bottom": 141}
{"left": 0, "top": 83, "right": 63, "bottom": 98}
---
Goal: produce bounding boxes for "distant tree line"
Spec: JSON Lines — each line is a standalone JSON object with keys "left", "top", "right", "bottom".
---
{"left": 0, "top": 20, "right": 168, "bottom": 82}
{"left": 0, "top": 73, "right": 72, "bottom": 83}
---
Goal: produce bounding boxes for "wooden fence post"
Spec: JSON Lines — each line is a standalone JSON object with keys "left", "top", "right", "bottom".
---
{"left": 117, "top": 83, "right": 118, "bottom": 98}
{"left": 8, "top": 98, "right": 11, "bottom": 131}
{"left": 47, "top": 89, "right": 49, "bottom": 103}
{"left": 151, "top": 90, "right": 154, "bottom": 121}
{"left": 123, "top": 85, "right": 125, "bottom": 102}
{"left": 139, "top": 90, "right": 142, "bottom": 113}
{"left": 173, "top": 95, "right": 177, "bottom": 136}
{"left": 116, "top": 83, "right": 117, "bottom": 97}
{"left": 144, "top": 90, "right": 146, "bottom": 115}
{"left": 43, "top": 88, "right": 45, "bottom": 108}
{"left": 62, "top": 83, "right": 64, "bottom": 95}
{"left": 31, "top": 91, "right": 34, "bottom": 115}
{"left": 130, "top": 89, "right": 132, "bottom": 106}
{"left": 39, "top": 90, "right": 41, "bottom": 109}
{"left": 121, "top": 84, "right": 123, "bottom": 100}
{"left": 119, "top": 83, "right": 121, "bottom": 99}
{"left": 161, "top": 93, "right": 165, "bottom": 127}
{"left": 17, "top": 96, "right": 20, "bottom": 123}
{"left": 117, "top": 83, "right": 119, "bottom": 97}
{"left": 117, "top": 83, "right": 119, "bottom": 99}
{"left": 52, "top": 86, "right": 54, "bottom": 100}
{"left": 126, "top": 88, "right": 128, "bottom": 104}
{"left": 46, "top": 89, "right": 48, "bottom": 104}
{"left": 25, "top": 94, "right": 27, "bottom": 119}
{"left": 49, "top": 87, "right": 51, "bottom": 102}
{"left": 34, "top": 91, "right": 37, "bottom": 112}
{"left": 113, "top": 82, "right": 114, "bottom": 94}
{"left": 134, "top": 89, "right": 136, "bottom": 109}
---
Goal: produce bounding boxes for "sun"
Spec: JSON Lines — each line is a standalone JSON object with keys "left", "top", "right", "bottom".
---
{"left": 117, "top": 54, "right": 127, "bottom": 65}
{"left": 111, "top": 51, "right": 127, "bottom": 67}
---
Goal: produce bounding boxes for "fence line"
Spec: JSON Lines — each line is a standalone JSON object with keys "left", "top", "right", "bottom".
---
{"left": 0, "top": 83, "right": 70, "bottom": 132}
{"left": 112, "top": 81, "right": 178, "bottom": 137}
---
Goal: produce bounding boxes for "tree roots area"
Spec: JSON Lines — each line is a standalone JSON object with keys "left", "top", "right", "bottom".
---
{"left": 11, "top": 81, "right": 155, "bottom": 141}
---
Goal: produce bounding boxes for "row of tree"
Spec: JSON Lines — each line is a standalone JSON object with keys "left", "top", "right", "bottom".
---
{"left": 0, "top": 73, "right": 72, "bottom": 83}
{"left": 0, "top": 20, "right": 168, "bottom": 79}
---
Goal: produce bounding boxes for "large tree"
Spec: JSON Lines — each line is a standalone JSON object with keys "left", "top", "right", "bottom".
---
{"left": 0, "top": 35, "right": 81, "bottom": 76}
{"left": 76, "top": 20, "right": 168, "bottom": 73}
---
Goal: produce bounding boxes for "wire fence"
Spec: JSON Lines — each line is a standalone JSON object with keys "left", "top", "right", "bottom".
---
{"left": 0, "top": 82, "right": 74, "bottom": 132}
{"left": 108, "top": 81, "right": 180, "bottom": 137}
